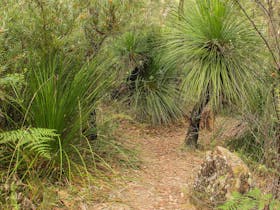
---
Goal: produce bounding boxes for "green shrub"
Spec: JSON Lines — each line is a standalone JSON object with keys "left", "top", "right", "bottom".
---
{"left": 22, "top": 52, "right": 114, "bottom": 180}
{"left": 112, "top": 30, "right": 184, "bottom": 125}
{"left": 218, "top": 188, "right": 280, "bottom": 210}
{"left": 0, "top": 71, "right": 25, "bottom": 129}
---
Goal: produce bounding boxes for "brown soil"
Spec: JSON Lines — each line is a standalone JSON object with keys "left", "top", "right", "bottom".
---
{"left": 90, "top": 122, "right": 204, "bottom": 210}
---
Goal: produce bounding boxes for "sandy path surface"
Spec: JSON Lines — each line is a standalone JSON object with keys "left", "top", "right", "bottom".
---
{"left": 91, "top": 123, "right": 204, "bottom": 210}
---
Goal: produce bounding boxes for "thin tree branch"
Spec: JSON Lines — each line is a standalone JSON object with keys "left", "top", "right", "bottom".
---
{"left": 233, "top": 0, "right": 280, "bottom": 70}
{"left": 254, "top": 0, "right": 280, "bottom": 61}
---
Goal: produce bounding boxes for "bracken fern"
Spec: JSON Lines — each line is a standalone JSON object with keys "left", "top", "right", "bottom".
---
{"left": 218, "top": 188, "right": 280, "bottom": 210}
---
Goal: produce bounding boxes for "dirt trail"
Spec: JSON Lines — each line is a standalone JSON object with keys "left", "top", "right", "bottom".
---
{"left": 91, "top": 123, "right": 204, "bottom": 210}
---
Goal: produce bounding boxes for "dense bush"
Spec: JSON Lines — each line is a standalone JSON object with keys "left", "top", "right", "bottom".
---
{"left": 0, "top": 0, "right": 146, "bottom": 208}
{"left": 218, "top": 188, "right": 280, "bottom": 210}
{"left": 230, "top": 0, "right": 280, "bottom": 196}
{"left": 112, "top": 30, "right": 184, "bottom": 124}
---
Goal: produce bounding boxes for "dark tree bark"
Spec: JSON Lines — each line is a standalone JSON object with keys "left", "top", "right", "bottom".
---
{"left": 111, "top": 66, "right": 141, "bottom": 100}
{"left": 185, "top": 93, "right": 210, "bottom": 148}
{"left": 111, "top": 59, "right": 150, "bottom": 99}
{"left": 126, "top": 65, "right": 142, "bottom": 90}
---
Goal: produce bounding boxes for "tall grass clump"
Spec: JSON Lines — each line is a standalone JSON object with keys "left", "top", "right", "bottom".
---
{"left": 0, "top": 51, "right": 118, "bottom": 208}
{"left": 22, "top": 52, "right": 114, "bottom": 180}
{"left": 112, "top": 30, "right": 184, "bottom": 125}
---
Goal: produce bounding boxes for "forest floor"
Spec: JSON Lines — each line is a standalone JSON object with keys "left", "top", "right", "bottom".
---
{"left": 90, "top": 121, "right": 205, "bottom": 210}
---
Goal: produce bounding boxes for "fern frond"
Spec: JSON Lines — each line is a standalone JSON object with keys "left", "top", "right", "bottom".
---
{"left": 0, "top": 128, "right": 59, "bottom": 159}
{"left": 218, "top": 188, "right": 280, "bottom": 210}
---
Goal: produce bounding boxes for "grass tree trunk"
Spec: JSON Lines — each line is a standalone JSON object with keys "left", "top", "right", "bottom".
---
{"left": 111, "top": 65, "right": 141, "bottom": 99}
{"left": 111, "top": 60, "right": 150, "bottom": 99}
{"left": 185, "top": 93, "right": 210, "bottom": 148}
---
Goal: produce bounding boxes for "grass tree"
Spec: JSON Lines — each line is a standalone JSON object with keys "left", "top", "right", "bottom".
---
{"left": 161, "top": 0, "right": 262, "bottom": 147}
{"left": 111, "top": 30, "right": 184, "bottom": 125}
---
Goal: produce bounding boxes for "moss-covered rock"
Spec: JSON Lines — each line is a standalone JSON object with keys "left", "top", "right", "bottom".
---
{"left": 192, "top": 146, "right": 252, "bottom": 206}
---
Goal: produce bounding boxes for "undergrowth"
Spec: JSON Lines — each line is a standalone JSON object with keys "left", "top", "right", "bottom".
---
{"left": 112, "top": 30, "right": 185, "bottom": 125}
{"left": 218, "top": 188, "right": 280, "bottom": 210}
{"left": 0, "top": 109, "right": 139, "bottom": 209}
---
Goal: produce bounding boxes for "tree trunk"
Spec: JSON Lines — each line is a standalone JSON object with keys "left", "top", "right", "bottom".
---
{"left": 185, "top": 93, "right": 210, "bottom": 148}
{"left": 111, "top": 59, "right": 150, "bottom": 99}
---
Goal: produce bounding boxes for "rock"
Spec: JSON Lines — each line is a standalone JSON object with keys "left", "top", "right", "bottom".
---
{"left": 192, "top": 146, "right": 252, "bottom": 206}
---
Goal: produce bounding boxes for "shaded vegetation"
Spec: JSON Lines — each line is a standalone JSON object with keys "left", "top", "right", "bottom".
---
{"left": 0, "top": 0, "right": 279, "bottom": 208}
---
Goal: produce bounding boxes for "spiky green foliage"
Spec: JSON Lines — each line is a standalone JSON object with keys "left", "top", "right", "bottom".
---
{"left": 21, "top": 52, "right": 114, "bottom": 180}
{"left": 0, "top": 0, "right": 146, "bottom": 193}
{"left": 161, "top": 0, "right": 262, "bottom": 109}
{"left": 130, "top": 62, "right": 184, "bottom": 125}
{"left": 218, "top": 188, "right": 280, "bottom": 210}
{"left": 27, "top": 53, "right": 111, "bottom": 141}
{"left": 112, "top": 30, "right": 184, "bottom": 124}
{"left": 113, "top": 31, "right": 151, "bottom": 73}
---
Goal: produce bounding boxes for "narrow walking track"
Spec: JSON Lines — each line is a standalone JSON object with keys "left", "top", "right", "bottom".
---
{"left": 91, "top": 122, "right": 204, "bottom": 210}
